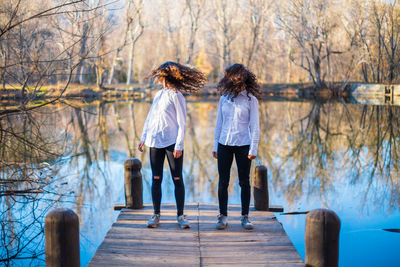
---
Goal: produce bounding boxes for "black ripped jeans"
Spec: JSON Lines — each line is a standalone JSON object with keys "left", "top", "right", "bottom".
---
{"left": 150, "top": 144, "right": 185, "bottom": 216}
{"left": 217, "top": 143, "right": 251, "bottom": 216}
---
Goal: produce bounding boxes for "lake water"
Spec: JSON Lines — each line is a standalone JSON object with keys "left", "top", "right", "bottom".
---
{"left": 1, "top": 97, "right": 400, "bottom": 266}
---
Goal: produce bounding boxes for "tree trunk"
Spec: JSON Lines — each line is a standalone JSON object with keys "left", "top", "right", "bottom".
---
{"left": 126, "top": 44, "right": 134, "bottom": 85}
{"left": 108, "top": 48, "right": 121, "bottom": 84}
{"left": 75, "top": 23, "right": 88, "bottom": 84}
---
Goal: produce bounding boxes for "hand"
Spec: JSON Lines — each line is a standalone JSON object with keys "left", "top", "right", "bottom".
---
{"left": 248, "top": 155, "right": 256, "bottom": 160}
{"left": 173, "top": 150, "right": 182, "bottom": 158}
{"left": 212, "top": 152, "right": 218, "bottom": 159}
{"left": 138, "top": 141, "right": 144, "bottom": 152}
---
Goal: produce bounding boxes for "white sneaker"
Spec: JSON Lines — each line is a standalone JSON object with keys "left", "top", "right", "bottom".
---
{"left": 216, "top": 214, "right": 228, "bottom": 230}
{"left": 177, "top": 215, "right": 190, "bottom": 229}
{"left": 241, "top": 215, "right": 254, "bottom": 230}
{"left": 147, "top": 214, "right": 160, "bottom": 228}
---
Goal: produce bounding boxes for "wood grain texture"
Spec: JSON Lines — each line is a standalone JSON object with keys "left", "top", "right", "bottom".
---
{"left": 89, "top": 203, "right": 303, "bottom": 266}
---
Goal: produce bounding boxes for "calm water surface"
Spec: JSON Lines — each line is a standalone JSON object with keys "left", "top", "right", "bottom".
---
{"left": 1, "top": 97, "right": 400, "bottom": 266}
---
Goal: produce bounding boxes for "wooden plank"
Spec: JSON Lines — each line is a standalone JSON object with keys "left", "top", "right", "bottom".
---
{"left": 203, "top": 264, "right": 304, "bottom": 267}
{"left": 96, "top": 242, "right": 199, "bottom": 252}
{"left": 202, "top": 263, "right": 303, "bottom": 266}
{"left": 201, "top": 248, "right": 302, "bottom": 257}
{"left": 89, "top": 203, "right": 200, "bottom": 267}
{"left": 89, "top": 203, "right": 303, "bottom": 266}
{"left": 200, "top": 238, "right": 296, "bottom": 247}
{"left": 90, "top": 254, "right": 199, "bottom": 267}
{"left": 197, "top": 203, "right": 303, "bottom": 266}
{"left": 202, "top": 257, "right": 303, "bottom": 264}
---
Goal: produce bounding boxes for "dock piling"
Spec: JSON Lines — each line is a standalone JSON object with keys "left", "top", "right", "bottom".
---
{"left": 253, "top": 165, "right": 269, "bottom": 211}
{"left": 305, "top": 209, "right": 341, "bottom": 267}
{"left": 253, "top": 165, "right": 283, "bottom": 212}
{"left": 45, "top": 208, "right": 80, "bottom": 267}
{"left": 124, "top": 158, "right": 143, "bottom": 209}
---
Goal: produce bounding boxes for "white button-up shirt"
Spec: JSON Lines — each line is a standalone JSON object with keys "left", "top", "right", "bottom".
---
{"left": 140, "top": 89, "right": 186, "bottom": 151}
{"left": 213, "top": 91, "right": 260, "bottom": 156}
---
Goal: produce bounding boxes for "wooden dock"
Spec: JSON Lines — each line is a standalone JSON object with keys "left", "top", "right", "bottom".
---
{"left": 89, "top": 203, "right": 303, "bottom": 266}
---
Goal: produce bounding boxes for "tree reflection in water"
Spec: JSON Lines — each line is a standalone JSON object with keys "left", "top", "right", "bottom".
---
{"left": 355, "top": 105, "right": 400, "bottom": 211}
{"left": 0, "top": 109, "right": 65, "bottom": 266}
{"left": 263, "top": 100, "right": 400, "bottom": 211}
{"left": 1, "top": 98, "right": 400, "bottom": 266}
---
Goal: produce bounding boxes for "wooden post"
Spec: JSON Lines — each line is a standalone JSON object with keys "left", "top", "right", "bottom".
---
{"left": 124, "top": 158, "right": 143, "bottom": 209}
{"left": 305, "top": 209, "right": 341, "bottom": 267}
{"left": 45, "top": 208, "right": 80, "bottom": 267}
{"left": 253, "top": 165, "right": 269, "bottom": 211}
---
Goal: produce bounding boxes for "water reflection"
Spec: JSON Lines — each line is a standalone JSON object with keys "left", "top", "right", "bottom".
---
{"left": 1, "top": 98, "right": 400, "bottom": 266}
{"left": 0, "top": 110, "right": 66, "bottom": 266}
{"left": 269, "top": 101, "right": 400, "bottom": 210}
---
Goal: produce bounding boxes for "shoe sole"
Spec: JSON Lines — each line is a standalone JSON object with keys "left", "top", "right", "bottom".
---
{"left": 180, "top": 224, "right": 191, "bottom": 229}
{"left": 241, "top": 224, "right": 254, "bottom": 230}
{"left": 147, "top": 223, "right": 160, "bottom": 228}
{"left": 216, "top": 223, "right": 228, "bottom": 230}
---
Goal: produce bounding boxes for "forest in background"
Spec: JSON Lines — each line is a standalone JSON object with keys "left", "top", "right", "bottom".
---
{"left": 1, "top": 0, "right": 400, "bottom": 95}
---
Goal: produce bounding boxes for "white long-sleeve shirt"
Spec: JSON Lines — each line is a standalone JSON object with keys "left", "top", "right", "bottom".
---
{"left": 140, "top": 89, "right": 187, "bottom": 151}
{"left": 213, "top": 91, "right": 260, "bottom": 156}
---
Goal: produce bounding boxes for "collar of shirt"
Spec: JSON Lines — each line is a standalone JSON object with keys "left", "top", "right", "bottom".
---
{"left": 239, "top": 90, "right": 247, "bottom": 96}
{"left": 226, "top": 91, "right": 248, "bottom": 101}
{"left": 232, "top": 90, "right": 249, "bottom": 98}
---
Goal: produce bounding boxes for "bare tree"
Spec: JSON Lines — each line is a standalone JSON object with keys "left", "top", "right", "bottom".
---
{"left": 383, "top": 2, "right": 400, "bottom": 83}
{"left": 107, "top": 2, "right": 132, "bottom": 85}
{"left": 126, "top": 0, "right": 144, "bottom": 85}
{"left": 277, "top": 0, "right": 344, "bottom": 88}
{"left": 213, "top": 0, "right": 240, "bottom": 73}
{"left": 185, "top": 0, "right": 204, "bottom": 64}
{"left": 345, "top": 0, "right": 400, "bottom": 84}
{"left": 3, "top": 0, "right": 400, "bottom": 92}
{"left": 0, "top": 0, "right": 113, "bottom": 115}
{"left": 244, "top": 0, "right": 269, "bottom": 68}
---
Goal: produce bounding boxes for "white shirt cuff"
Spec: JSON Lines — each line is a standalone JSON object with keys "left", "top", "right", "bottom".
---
{"left": 212, "top": 141, "right": 219, "bottom": 152}
{"left": 174, "top": 143, "right": 184, "bottom": 151}
{"left": 249, "top": 146, "right": 257, "bottom": 156}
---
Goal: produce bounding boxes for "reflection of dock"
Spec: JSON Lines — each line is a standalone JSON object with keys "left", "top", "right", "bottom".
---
{"left": 89, "top": 203, "right": 303, "bottom": 266}
{"left": 350, "top": 83, "right": 400, "bottom": 105}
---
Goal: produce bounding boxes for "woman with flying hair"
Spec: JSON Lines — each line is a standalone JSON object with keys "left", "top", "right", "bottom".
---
{"left": 138, "top": 61, "right": 206, "bottom": 229}
{"left": 212, "top": 63, "right": 260, "bottom": 230}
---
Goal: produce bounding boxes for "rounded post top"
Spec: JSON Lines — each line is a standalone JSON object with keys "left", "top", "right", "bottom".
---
{"left": 45, "top": 208, "right": 79, "bottom": 223}
{"left": 255, "top": 165, "right": 268, "bottom": 172}
{"left": 307, "top": 209, "right": 341, "bottom": 225}
{"left": 124, "top": 158, "right": 142, "bottom": 170}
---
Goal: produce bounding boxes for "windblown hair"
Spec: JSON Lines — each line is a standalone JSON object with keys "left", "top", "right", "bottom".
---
{"left": 147, "top": 61, "right": 206, "bottom": 93}
{"left": 217, "top": 64, "right": 261, "bottom": 99}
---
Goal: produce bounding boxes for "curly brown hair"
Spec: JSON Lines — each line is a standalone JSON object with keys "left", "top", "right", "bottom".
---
{"left": 147, "top": 61, "right": 206, "bottom": 93}
{"left": 217, "top": 64, "right": 261, "bottom": 99}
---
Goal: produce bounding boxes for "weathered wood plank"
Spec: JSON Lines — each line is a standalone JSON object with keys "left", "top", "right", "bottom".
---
{"left": 202, "top": 263, "right": 303, "bottom": 266}
{"left": 89, "top": 203, "right": 303, "bottom": 266}
{"left": 200, "top": 239, "right": 296, "bottom": 247}
{"left": 196, "top": 203, "right": 302, "bottom": 266}
{"left": 90, "top": 254, "right": 199, "bottom": 267}
{"left": 202, "top": 264, "right": 304, "bottom": 267}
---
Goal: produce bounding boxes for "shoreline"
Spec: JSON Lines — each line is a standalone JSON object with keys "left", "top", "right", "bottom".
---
{"left": 0, "top": 82, "right": 398, "bottom": 104}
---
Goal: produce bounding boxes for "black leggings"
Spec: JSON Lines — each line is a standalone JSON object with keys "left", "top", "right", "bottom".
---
{"left": 150, "top": 144, "right": 185, "bottom": 216}
{"left": 217, "top": 143, "right": 251, "bottom": 216}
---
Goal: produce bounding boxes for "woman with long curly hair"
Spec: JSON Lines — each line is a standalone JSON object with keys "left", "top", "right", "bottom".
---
{"left": 212, "top": 63, "right": 261, "bottom": 230}
{"left": 138, "top": 61, "right": 206, "bottom": 229}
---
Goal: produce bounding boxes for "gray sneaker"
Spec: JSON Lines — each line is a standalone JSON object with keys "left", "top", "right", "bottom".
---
{"left": 177, "top": 215, "right": 190, "bottom": 229}
{"left": 216, "top": 214, "right": 228, "bottom": 230}
{"left": 241, "top": 215, "right": 254, "bottom": 230}
{"left": 147, "top": 214, "right": 160, "bottom": 228}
